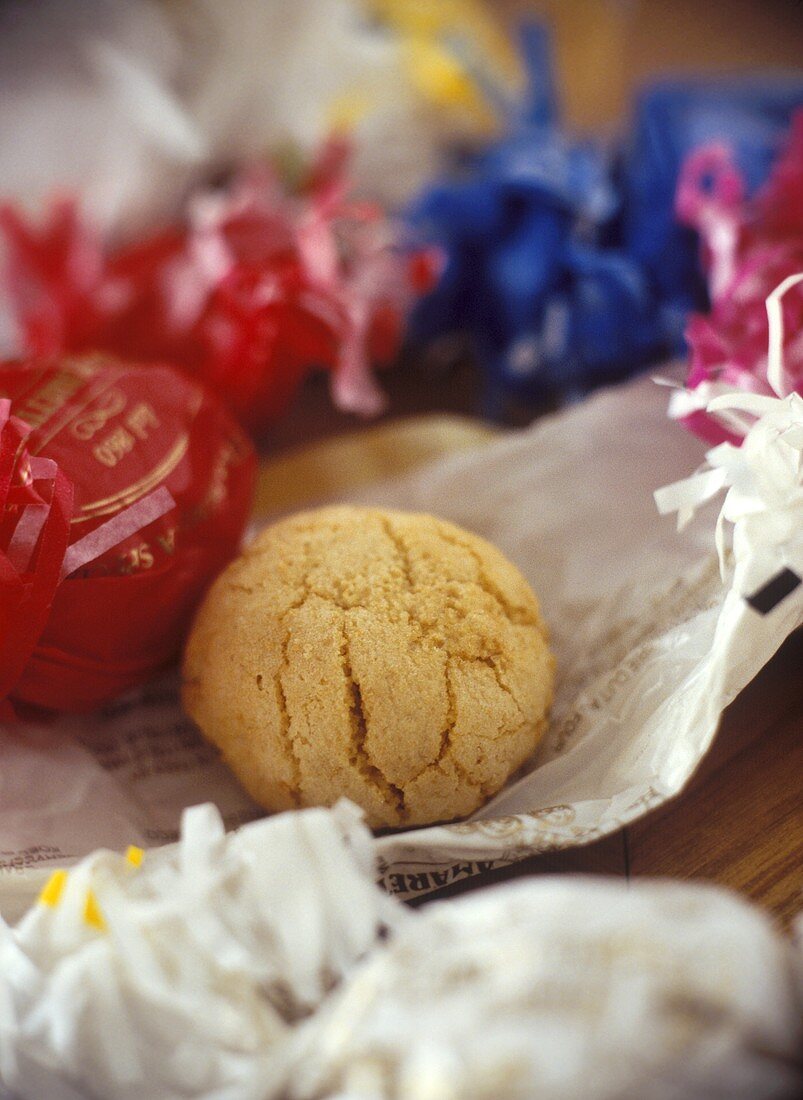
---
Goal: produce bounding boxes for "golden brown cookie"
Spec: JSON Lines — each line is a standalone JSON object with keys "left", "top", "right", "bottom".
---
{"left": 182, "top": 506, "right": 554, "bottom": 828}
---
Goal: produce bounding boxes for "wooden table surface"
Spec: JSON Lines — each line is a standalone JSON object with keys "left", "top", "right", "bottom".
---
{"left": 259, "top": 368, "right": 803, "bottom": 931}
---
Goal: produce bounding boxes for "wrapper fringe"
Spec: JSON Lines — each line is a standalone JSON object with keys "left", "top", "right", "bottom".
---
{"left": 0, "top": 400, "right": 72, "bottom": 709}
{"left": 677, "top": 111, "right": 803, "bottom": 442}
{"left": 658, "top": 276, "right": 803, "bottom": 610}
{"left": 0, "top": 143, "right": 436, "bottom": 431}
{"left": 0, "top": 399, "right": 176, "bottom": 711}
{"left": 2, "top": 814, "right": 801, "bottom": 1100}
{"left": 0, "top": 0, "right": 518, "bottom": 244}
{"left": 0, "top": 801, "right": 398, "bottom": 1100}
{"left": 407, "top": 27, "right": 803, "bottom": 411}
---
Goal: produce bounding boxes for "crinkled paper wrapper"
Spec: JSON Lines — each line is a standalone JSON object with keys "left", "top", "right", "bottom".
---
{"left": 1, "top": 374, "right": 801, "bottom": 917}
{"left": 3, "top": 804, "right": 800, "bottom": 1100}
{"left": 289, "top": 876, "right": 803, "bottom": 1100}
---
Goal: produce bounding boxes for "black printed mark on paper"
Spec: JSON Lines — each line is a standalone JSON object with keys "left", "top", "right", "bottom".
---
{"left": 745, "top": 568, "right": 802, "bottom": 615}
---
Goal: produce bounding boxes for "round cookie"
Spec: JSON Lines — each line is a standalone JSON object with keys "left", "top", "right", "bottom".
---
{"left": 182, "top": 506, "right": 554, "bottom": 828}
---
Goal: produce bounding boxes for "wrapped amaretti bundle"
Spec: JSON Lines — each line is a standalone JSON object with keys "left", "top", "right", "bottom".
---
{"left": 0, "top": 354, "right": 255, "bottom": 713}
{"left": 290, "top": 877, "right": 803, "bottom": 1100}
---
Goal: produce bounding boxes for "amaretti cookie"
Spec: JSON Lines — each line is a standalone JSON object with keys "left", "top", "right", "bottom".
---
{"left": 182, "top": 505, "right": 554, "bottom": 828}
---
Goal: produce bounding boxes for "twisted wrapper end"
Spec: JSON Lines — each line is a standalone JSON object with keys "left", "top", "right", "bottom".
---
{"left": 0, "top": 402, "right": 175, "bottom": 712}
{"left": 656, "top": 277, "right": 803, "bottom": 607}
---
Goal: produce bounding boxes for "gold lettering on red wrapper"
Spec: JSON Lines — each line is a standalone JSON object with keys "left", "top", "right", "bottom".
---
{"left": 13, "top": 370, "right": 86, "bottom": 431}
{"left": 71, "top": 388, "right": 127, "bottom": 441}
{"left": 93, "top": 425, "right": 136, "bottom": 468}
{"left": 125, "top": 403, "right": 160, "bottom": 441}
{"left": 157, "top": 527, "right": 177, "bottom": 555}
{"left": 77, "top": 434, "right": 190, "bottom": 521}
{"left": 117, "top": 541, "right": 155, "bottom": 575}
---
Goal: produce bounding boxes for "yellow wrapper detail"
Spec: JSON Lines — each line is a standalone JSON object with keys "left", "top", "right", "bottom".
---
{"left": 38, "top": 869, "right": 68, "bottom": 908}
{"left": 327, "top": 90, "right": 374, "bottom": 135}
{"left": 125, "top": 845, "right": 144, "bottom": 868}
{"left": 83, "top": 890, "right": 106, "bottom": 932}
{"left": 403, "top": 38, "right": 482, "bottom": 113}
{"left": 363, "top": 0, "right": 520, "bottom": 124}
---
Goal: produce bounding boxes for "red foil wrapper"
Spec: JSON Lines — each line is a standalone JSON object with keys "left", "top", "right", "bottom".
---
{"left": 0, "top": 355, "right": 255, "bottom": 712}
{"left": 0, "top": 141, "right": 438, "bottom": 433}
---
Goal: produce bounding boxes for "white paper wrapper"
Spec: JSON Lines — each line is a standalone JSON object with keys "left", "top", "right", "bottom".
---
{"left": 0, "top": 0, "right": 508, "bottom": 259}
{"left": 170, "top": 0, "right": 499, "bottom": 210}
{"left": 2, "top": 805, "right": 801, "bottom": 1100}
{"left": 289, "top": 877, "right": 803, "bottom": 1100}
{"left": 1, "top": 373, "right": 801, "bottom": 915}
{"left": 0, "top": 800, "right": 398, "bottom": 1100}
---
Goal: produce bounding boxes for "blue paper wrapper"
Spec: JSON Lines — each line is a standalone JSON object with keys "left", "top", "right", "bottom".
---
{"left": 407, "top": 23, "right": 803, "bottom": 413}
{"left": 624, "top": 75, "right": 803, "bottom": 340}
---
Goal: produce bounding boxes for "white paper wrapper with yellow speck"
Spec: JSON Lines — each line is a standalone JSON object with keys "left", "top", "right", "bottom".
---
{"left": 288, "top": 877, "right": 803, "bottom": 1100}
{"left": 2, "top": 805, "right": 802, "bottom": 1100}
{"left": 0, "top": 0, "right": 514, "bottom": 254}
{"left": 1, "top": 360, "right": 802, "bottom": 911}
{"left": 0, "top": 800, "right": 400, "bottom": 1100}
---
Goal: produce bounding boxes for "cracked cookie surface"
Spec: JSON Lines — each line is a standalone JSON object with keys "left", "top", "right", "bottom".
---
{"left": 182, "top": 506, "right": 555, "bottom": 828}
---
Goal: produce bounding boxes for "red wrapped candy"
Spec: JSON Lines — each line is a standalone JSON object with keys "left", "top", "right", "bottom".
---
{"left": 0, "top": 354, "right": 255, "bottom": 713}
{"left": 0, "top": 140, "right": 438, "bottom": 433}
